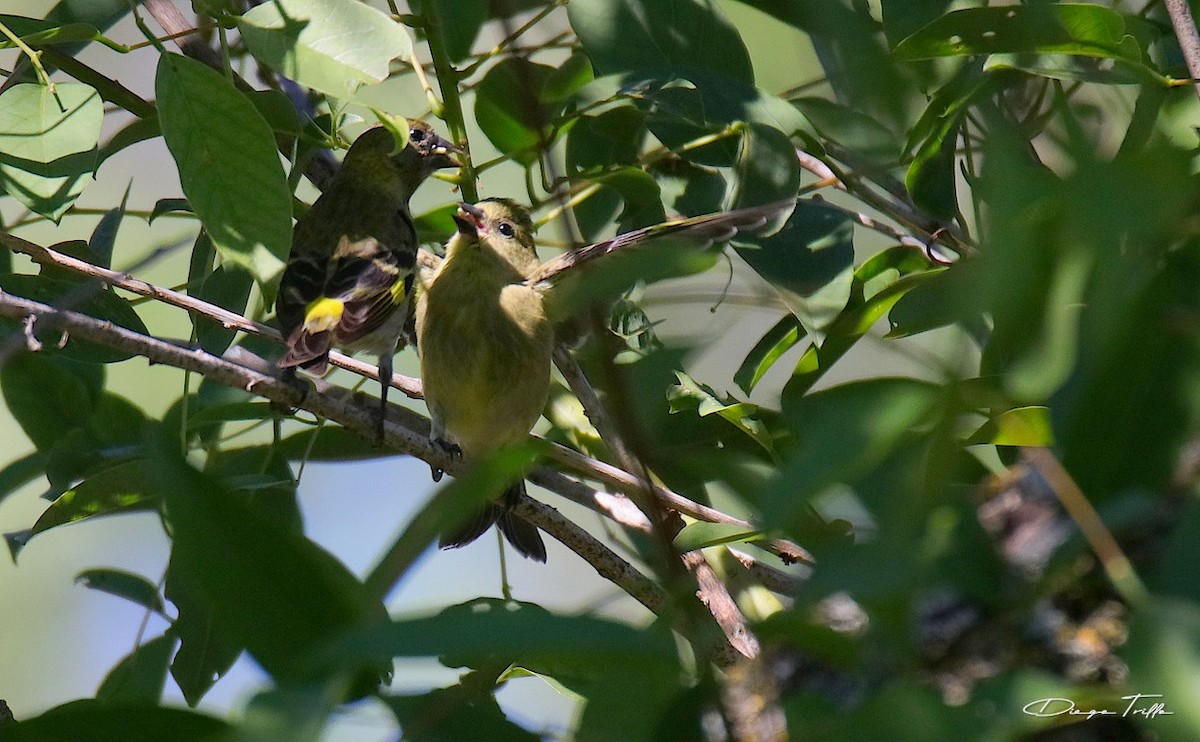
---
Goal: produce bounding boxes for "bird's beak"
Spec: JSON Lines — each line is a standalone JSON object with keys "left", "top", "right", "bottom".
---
{"left": 452, "top": 202, "right": 485, "bottom": 236}
{"left": 430, "top": 133, "right": 463, "bottom": 169}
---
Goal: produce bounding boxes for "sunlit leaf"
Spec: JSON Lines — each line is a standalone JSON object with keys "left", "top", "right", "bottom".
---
{"left": 0, "top": 82, "right": 102, "bottom": 220}
{"left": 239, "top": 0, "right": 413, "bottom": 99}
{"left": 156, "top": 53, "right": 292, "bottom": 288}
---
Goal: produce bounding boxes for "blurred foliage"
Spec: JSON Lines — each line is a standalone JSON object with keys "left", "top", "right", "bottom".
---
{"left": 2, "top": 0, "right": 1200, "bottom": 740}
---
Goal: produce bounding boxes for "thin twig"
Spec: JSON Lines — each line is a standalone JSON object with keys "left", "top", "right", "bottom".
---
{"left": 1023, "top": 447, "right": 1149, "bottom": 607}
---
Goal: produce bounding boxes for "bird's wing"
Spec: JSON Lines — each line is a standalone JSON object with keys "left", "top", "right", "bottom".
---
{"left": 526, "top": 198, "right": 795, "bottom": 287}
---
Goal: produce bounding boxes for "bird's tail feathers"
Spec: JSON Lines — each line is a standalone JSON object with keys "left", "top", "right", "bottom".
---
{"left": 278, "top": 297, "right": 347, "bottom": 372}
{"left": 439, "top": 482, "right": 547, "bottom": 562}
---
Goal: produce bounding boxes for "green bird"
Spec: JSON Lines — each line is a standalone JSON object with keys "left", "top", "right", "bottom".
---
{"left": 416, "top": 199, "right": 551, "bottom": 562}
{"left": 276, "top": 121, "right": 459, "bottom": 436}
{"left": 414, "top": 196, "right": 794, "bottom": 562}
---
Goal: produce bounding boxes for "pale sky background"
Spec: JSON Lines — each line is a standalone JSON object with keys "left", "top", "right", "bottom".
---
{"left": 0, "top": 2, "right": 961, "bottom": 738}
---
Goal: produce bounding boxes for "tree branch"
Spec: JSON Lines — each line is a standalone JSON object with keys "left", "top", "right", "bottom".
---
{"left": 1164, "top": 0, "right": 1200, "bottom": 104}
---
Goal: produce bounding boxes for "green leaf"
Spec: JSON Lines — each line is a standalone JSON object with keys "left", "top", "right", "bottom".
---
{"left": 0, "top": 82, "right": 102, "bottom": 220}
{"left": 894, "top": 4, "right": 1146, "bottom": 62}
{"left": 541, "top": 51, "right": 595, "bottom": 105}
{"left": 88, "top": 184, "right": 129, "bottom": 270}
{"left": 413, "top": 0, "right": 488, "bottom": 63}
{"left": 569, "top": 0, "right": 753, "bottom": 83}
{"left": 787, "top": 250, "right": 933, "bottom": 395}
{"left": 966, "top": 406, "right": 1053, "bottom": 446}
{"left": 1124, "top": 599, "right": 1200, "bottom": 740}
{"left": 239, "top": 0, "right": 413, "bottom": 99}
{"left": 155, "top": 53, "right": 292, "bottom": 287}
{"left": 191, "top": 264, "right": 254, "bottom": 355}
{"left": 1, "top": 700, "right": 230, "bottom": 741}
{"left": 673, "top": 521, "right": 762, "bottom": 551}
{"left": 0, "top": 352, "right": 93, "bottom": 451}
{"left": 95, "top": 635, "right": 177, "bottom": 706}
{"left": 734, "top": 314, "right": 805, "bottom": 394}
{"left": 474, "top": 58, "right": 555, "bottom": 166}
{"left": 305, "top": 597, "right": 679, "bottom": 674}
{"left": 383, "top": 679, "right": 540, "bottom": 742}
{"left": 32, "top": 460, "right": 156, "bottom": 535}
{"left": 0, "top": 274, "right": 149, "bottom": 362}
{"left": 97, "top": 117, "right": 161, "bottom": 167}
{"left": 152, "top": 424, "right": 388, "bottom": 688}
{"left": 730, "top": 122, "right": 802, "bottom": 219}
{"left": 668, "top": 371, "right": 776, "bottom": 456}
{"left": 76, "top": 567, "right": 165, "bottom": 614}
{"left": 733, "top": 199, "right": 855, "bottom": 334}
{"left": 0, "top": 451, "right": 47, "bottom": 508}
{"left": 166, "top": 555, "right": 243, "bottom": 707}
{"left": 764, "top": 378, "right": 942, "bottom": 526}
{"left": 792, "top": 96, "right": 899, "bottom": 167}
{"left": 0, "top": 15, "right": 110, "bottom": 50}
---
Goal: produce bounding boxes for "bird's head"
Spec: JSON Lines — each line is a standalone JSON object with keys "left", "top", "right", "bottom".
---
{"left": 452, "top": 199, "right": 538, "bottom": 276}
{"left": 341, "top": 122, "right": 461, "bottom": 193}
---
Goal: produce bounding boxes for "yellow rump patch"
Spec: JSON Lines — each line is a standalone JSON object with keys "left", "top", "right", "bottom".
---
{"left": 303, "top": 297, "right": 345, "bottom": 332}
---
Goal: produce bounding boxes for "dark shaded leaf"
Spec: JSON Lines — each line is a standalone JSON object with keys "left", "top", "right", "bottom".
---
{"left": 95, "top": 635, "right": 176, "bottom": 705}
{"left": 76, "top": 567, "right": 165, "bottom": 614}
{"left": 568, "top": 0, "right": 753, "bottom": 83}
{"left": 475, "top": 58, "right": 555, "bottom": 166}
{"left": 1, "top": 700, "right": 230, "bottom": 741}
{"left": 0, "top": 273, "right": 149, "bottom": 362}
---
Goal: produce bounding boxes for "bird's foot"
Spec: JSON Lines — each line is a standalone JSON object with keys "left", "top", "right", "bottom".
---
{"left": 430, "top": 437, "right": 461, "bottom": 482}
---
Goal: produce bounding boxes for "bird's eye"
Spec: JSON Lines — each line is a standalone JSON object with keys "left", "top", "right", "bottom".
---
{"left": 409, "top": 127, "right": 426, "bottom": 142}
{"left": 497, "top": 221, "right": 515, "bottom": 238}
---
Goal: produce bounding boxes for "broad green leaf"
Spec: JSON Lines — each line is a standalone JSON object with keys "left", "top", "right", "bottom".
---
{"left": 239, "top": 0, "right": 413, "bottom": 99}
{"left": 32, "top": 460, "right": 156, "bottom": 535}
{"left": 668, "top": 371, "right": 776, "bottom": 456}
{"left": 475, "top": 58, "right": 555, "bottom": 166}
{"left": 0, "top": 274, "right": 149, "bottom": 362}
{"left": 0, "top": 352, "right": 93, "bottom": 451}
{"left": 306, "top": 597, "right": 678, "bottom": 673}
{"left": 97, "top": 117, "right": 161, "bottom": 167}
{"left": 764, "top": 378, "right": 942, "bottom": 526}
{"left": 787, "top": 251, "right": 934, "bottom": 396}
{"left": 568, "top": 0, "right": 753, "bottom": 83}
{"left": 894, "top": 4, "right": 1146, "bottom": 63}
{"left": 191, "top": 264, "right": 254, "bottom": 355}
{"left": 1124, "top": 599, "right": 1200, "bottom": 740}
{"left": 542, "top": 51, "right": 595, "bottom": 105}
{"left": 411, "top": 0, "right": 488, "bottom": 63}
{"left": 76, "top": 567, "right": 165, "bottom": 614}
{"left": 2, "top": 700, "right": 230, "bottom": 741}
{"left": 734, "top": 314, "right": 806, "bottom": 394}
{"left": 95, "top": 635, "right": 176, "bottom": 706}
{"left": 0, "top": 15, "right": 114, "bottom": 50}
{"left": 0, "top": 82, "right": 102, "bottom": 220}
{"left": 166, "top": 553, "right": 243, "bottom": 707}
{"left": 792, "top": 97, "right": 899, "bottom": 167}
{"left": 383, "top": 677, "right": 540, "bottom": 742}
{"left": 673, "top": 521, "right": 762, "bottom": 551}
{"left": 966, "top": 406, "right": 1053, "bottom": 446}
{"left": 733, "top": 199, "right": 854, "bottom": 334}
{"left": 565, "top": 106, "right": 652, "bottom": 239}
{"left": 152, "top": 424, "right": 387, "bottom": 688}
{"left": 155, "top": 53, "right": 292, "bottom": 287}
{"left": 0, "top": 451, "right": 47, "bottom": 508}
{"left": 730, "top": 123, "right": 801, "bottom": 222}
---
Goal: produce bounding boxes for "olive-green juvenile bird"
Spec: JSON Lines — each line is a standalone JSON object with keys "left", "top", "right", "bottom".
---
{"left": 415, "top": 196, "right": 794, "bottom": 562}
{"left": 415, "top": 199, "right": 551, "bottom": 562}
{"left": 276, "top": 121, "right": 459, "bottom": 436}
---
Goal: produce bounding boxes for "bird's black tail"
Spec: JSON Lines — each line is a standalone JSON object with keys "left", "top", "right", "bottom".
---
{"left": 439, "top": 481, "right": 547, "bottom": 562}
